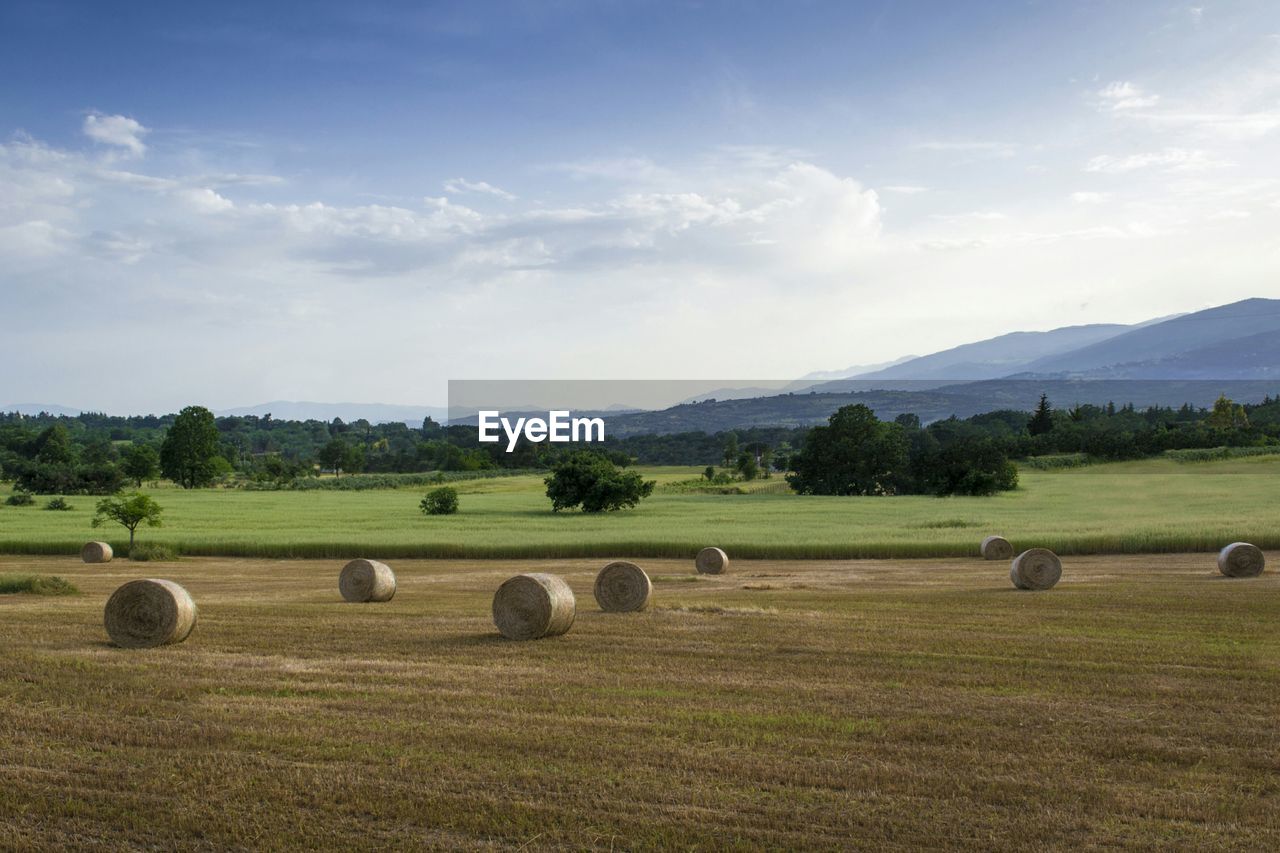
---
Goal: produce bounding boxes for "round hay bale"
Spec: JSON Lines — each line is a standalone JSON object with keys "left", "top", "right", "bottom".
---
{"left": 492, "top": 573, "right": 575, "bottom": 640}
{"left": 339, "top": 559, "right": 396, "bottom": 603}
{"left": 81, "top": 541, "right": 114, "bottom": 564}
{"left": 1217, "top": 542, "right": 1265, "bottom": 578}
{"left": 980, "top": 535, "right": 1013, "bottom": 561}
{"left": 1010, "top": 548, "right": 1062, "bottom": 591}
{"left": 695, "top": 546, "right": 729, "bottom": 575}
{"left": 104, "top": 579, "right": 197, "bottom": 649}
{"left": 594, "top": 561, "right": 651, "bottom": 613}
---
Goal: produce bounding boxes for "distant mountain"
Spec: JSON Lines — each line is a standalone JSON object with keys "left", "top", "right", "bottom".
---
{"left": 1020, "top": 298, "right": 1280, "bottom": 379}
{"left": 601, "top": 379, "right": 1280, "bottom": 436}
{"left": 216, "top": 401, "right": 448, "bottom": 426}
{"left": 852, "top": 323, "right": 1134, "bottom": 380}
{"left": 800, "top": 356, "right": 918, "bottom": 381}
{"left": 0, "top": 403, "right": 83, "bottom": 417}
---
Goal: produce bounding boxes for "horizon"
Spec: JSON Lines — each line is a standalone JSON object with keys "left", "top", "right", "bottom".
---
{"left": 3, "top": 1, "right": 1279, "bottom": 412}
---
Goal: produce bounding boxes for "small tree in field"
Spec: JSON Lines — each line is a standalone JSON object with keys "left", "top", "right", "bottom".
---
{"left": 544, "top": 451, "right": 655, "bottom": 513}
{"left": 420, "top": 486, "right": 459, "bottom": 515}
{"left": 93, "top": 492, "right": 163, "bottom": 553}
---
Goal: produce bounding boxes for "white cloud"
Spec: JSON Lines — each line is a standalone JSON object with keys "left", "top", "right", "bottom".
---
{"left": 1084, "top": 148, "right": 1224, "bottom": 173}
{"left": 82, "top": 113, "right": 149, "bottom": 157}
{"left": 443, "top": 178, "right": 516, "bottom": 200}
{"left": 1070, "top": 191, "right": 1110, "bottom": 203}
{"left": 1097, "top": 81, "right": 1160, "bottom": 111}
{"left": 883, "top": 185, "right": 929, "bottom": 195}
{"left": 178, "top": 187, "right": 234, "bottom": 213}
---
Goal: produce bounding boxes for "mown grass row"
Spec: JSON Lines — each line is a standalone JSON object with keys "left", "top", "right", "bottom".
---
{"left": 3, "top": 530, "right": 1274, "bottom": 561}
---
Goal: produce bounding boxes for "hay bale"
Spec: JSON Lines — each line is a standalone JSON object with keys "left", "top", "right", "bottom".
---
{"left": 492, "top": 573, "right": 575, "bottom": 640}
{"left": 339, "top": 559, "right": 397, "bottom": 603}
{"left": 695, "top": 547, "right": 729, "bottom": 575}
{"left": 81, "top": 541, "right": 113, "bottom": 564}
{"left": 104, "top": 579, "right": 197, "bottom": 649}
{"left": 1217, "top": 542, "right": 1265, "bottom": 578}
{"left": 980, "top": 535, "right": 1013, "bottom": 561}
{"left": 1010, "top": 548, "right": 1062, "bottom": 591}
{"left": 594, "top": 561, "right": 651, "bottom": 612}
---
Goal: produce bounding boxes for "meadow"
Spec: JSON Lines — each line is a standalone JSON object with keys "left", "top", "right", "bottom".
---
{"left": 2, "top": 456, "right": 1279, "bottom": 559}
{"left": 0, "top": 552, "right": 1277, "bottom": 849}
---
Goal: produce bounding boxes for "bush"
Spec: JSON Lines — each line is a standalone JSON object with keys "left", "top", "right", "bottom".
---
{"left": 544, "top": 451, "right": 655, "bottom": 513}
{"left": 420, "top": 486, "right": 460, "bottom": 515}
{"left": 5, "top": 491, "right": 34, "bottom": 507}
{"left": 44, "top": 497, "right": 73, "bottom": 511}
{"left": 129, "top": 543, "right": 179, "bottom": 562}
{"left": 242, "top": 469, "right": 535, "bottom": 491}
{"left": 1165, "top": 446, "right": 1280, "bottom": 463}
{"left": 0, "top": 574, "right": 79, "bottom": 596}
{"left": 1020, "top": 453, "right": 1091, "bottom": 470}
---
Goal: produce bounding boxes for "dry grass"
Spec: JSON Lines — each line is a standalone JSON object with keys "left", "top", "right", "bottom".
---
{"left": 1, "top": 553, "right": 1278, "bottom": 849}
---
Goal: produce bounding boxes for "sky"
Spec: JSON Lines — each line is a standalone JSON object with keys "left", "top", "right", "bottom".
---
{"left": 2, "top": 0, "right": 1279, "bottom": 413}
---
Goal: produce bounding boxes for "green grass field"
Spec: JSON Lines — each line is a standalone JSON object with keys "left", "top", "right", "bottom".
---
{"left": 3, "top": 457, "right": 1278, "bottom": 559}
{"left": 1, "top": 553, "right": 1277, "bottom": 849}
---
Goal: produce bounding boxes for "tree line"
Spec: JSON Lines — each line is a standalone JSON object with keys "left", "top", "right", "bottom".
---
{"left": 2, "top": 392, "right": 1278, "bottom": 495}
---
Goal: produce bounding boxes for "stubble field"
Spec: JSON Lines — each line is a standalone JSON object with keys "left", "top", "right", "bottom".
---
{"left": 1, "top": 552, "right": 1277, "bottom": 850}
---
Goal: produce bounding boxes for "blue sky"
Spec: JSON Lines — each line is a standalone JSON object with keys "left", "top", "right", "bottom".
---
{"left": 2, "top": 0, "right": 1278, "bottom": 412}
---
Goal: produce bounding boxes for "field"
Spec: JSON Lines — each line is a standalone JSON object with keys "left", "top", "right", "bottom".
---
{"left": 3, "top": 456, "right": 1280, "bottom": 559}
{"left": 1, "top": 552, "right": 1277, "bottom": 849}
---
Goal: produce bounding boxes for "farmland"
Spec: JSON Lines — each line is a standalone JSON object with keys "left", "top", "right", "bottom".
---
{"left": 2, "top": 456, "right": 1279, "bottom": 559}
{"left": 1, "top": 552, "right": 1277, "bottom": 849}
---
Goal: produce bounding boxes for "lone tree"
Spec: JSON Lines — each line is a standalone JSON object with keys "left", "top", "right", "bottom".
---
{"left": 160, "top": 406, "right": 223, "bottom": 488}
{"left": 121, "top": 444, "right": 160, "bottom": 487}
{"left": 1028, "top": 394, "right": 1055, "bottom": 436}
{"left": 92, "top": 492, "right": 163, "bottom": 553}
{"left": 786, "top": 404, "right": 909, "bottom": 496}
{"left": 544, "top": 450, "right": 655, "bottom": 513}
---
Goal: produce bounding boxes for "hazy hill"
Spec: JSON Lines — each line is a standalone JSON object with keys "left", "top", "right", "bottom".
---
{"left": 852, "top": 323, "right": 1135, "bottom": 380}
{"left": 1020, "top": 298, "right": 1280, "bottom": 379}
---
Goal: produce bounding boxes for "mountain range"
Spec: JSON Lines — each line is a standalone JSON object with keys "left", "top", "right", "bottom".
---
{"left": 5, "top": 299, "right": 1278, "bottom": 431}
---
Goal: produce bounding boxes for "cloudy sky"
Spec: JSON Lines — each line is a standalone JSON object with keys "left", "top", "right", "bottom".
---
{"left": 2, "top": 0, "right": 1278, "bottom": 413}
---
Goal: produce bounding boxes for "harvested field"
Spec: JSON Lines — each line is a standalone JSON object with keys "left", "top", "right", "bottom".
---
{"left": 0, "top": 553, "right": 1278, "bottom": 849}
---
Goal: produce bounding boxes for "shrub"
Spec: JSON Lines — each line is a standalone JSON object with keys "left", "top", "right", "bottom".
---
{"left": 5, "top": 491, "right": 34, "bottom": 507}
{"left": 44, "top": 497, "right": 73, "bottom": 511}
{"left": 420, "top": 486, "right": 460, "bottom": 516}
{"left": 0, "top": 574, "right": 79, "bottom": 596}
{"left": 129, "top": 543, "right": 179, "bottom": 562}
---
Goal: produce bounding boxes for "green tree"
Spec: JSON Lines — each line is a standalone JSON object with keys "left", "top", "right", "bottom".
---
{"left": 736, "top": 450, "right": 759, "bottom": 481}
{"left": 786, "top": 405, "right": 909, "bottom": 496}
{"left": 319, "top": 437, "right": 363, "bottom": 478}
{"left": 1028, "top": 394, "right": 1054, "bottom": 436}
{"left": 703, "top": 465, "right": 716, "bottom": 481}
{"left": 92, "top": 492, "right": 163, "bottom": 553}
{"left": 121, "top": 444, "right": 160, "bottom": 487}
{"left": 160, "top": 406, "right": 222, "bottom": 488}
{"left": 912, "top": 436, "right": 1019, "bottom": 496}
{"left": 1207, "top": 394, "right": 1249, "bottom": 430}
{"left": 721, "top": 432, "right": 739, "bottom": 468}
{"left": 544, "top": 450, "right": 655, "bottom": 513}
